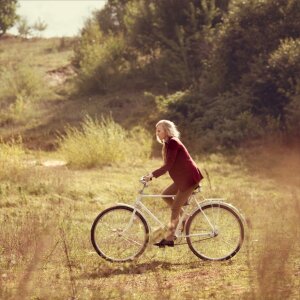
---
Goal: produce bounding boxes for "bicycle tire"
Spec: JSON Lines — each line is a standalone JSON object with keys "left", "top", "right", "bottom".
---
{"left": 91, "top": 205, "right": 149, "bottom": 262}
{"left": 186, "top": 203, "right": 244, "bottom": 261}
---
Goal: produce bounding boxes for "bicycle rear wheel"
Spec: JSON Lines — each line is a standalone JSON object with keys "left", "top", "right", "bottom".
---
{"left": 186, "top": 203, "right": 244, "bottom": 261}
{"left": 91, "top": 205, "right": 149, "bottom": 262}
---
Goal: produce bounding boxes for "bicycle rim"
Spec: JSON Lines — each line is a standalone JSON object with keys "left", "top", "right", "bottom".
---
{"left": 186, "top": 204, "right": 244, "bottom": 261}
{"left": 91, "top": 206, "right": 149, "bottom": 262}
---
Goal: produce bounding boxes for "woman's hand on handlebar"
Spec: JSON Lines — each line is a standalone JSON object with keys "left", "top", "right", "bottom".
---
{"left": 142, "top": 173, "right": 153, "bottom": 182}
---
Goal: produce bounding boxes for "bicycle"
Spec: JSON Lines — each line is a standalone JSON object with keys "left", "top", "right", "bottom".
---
{"left": 91, "top": 178, "right": 245, "bottom": 262}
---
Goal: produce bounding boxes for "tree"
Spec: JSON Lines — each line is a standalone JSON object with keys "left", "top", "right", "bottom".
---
{"left": 0, "top": 0, "right": 18, "bottom": 36}
{"left": 204, "top": 0, "right": 300, "bottom": 95}
{"left": 124, "top": 0, "right": 226, "bottom": 88}
{"left": 93, "top": 0, "right": 131, "bottom": 35}
{"left": 17, "top": 16, "right": 31, "bottom": 38}
{"left": 32, "top": 18, "right": 47, "bottom": 37}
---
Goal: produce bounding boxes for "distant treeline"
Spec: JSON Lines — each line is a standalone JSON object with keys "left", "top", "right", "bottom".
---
{"left": 73, "top": 0, "right": 300, "bottom": 150}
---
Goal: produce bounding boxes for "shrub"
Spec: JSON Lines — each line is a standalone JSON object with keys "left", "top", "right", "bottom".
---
{"left": 58, "top": 116, "right": 152, "bottom": 168}
{"left": 123, "top": 0, "right": 224, "bottom": 89}
{"left": 154, "top": 88, "right": 278, "bottom": 150}
{"left": 268, "top": 38, "right": 300, "bottom": 94}
{"left": 91, "top": 34, "right": 128, "bottom": 92}
{"left": 0, "top": 63, "right": 46, "bottom": 102}
{"left": 204, "top": 0, "right": 300, "bottom": 95}
{"left": 154, "top": 0, "right": 300, "bottom": 148}
{"left": 73, "top": 20, "right": 129, "bottom": 93}
{"left": 0, "top": 62, "right": 50, "bottom": 122}
{"left": 149, "top": 50, "right": 190, "bottom": 90}
{"left": 0, "top": 138, "right": 26, "bottom": 181}
{"left": 72, "top": 21, "right": 103, "bottom": 74}
{"left": 240, "top": 38, "right": 300, "bottom": 122}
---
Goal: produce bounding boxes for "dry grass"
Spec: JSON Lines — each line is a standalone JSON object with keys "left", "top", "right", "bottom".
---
{"left": 0, "top": 145, "right": 299, "bottom": 299}
{"left": 1, "top": 36, "right": 159, "bottom": 152}
{"left": 240, "top": 144, "right": 300, "bottom": 300}
{"left": 0, "top": 36, "right": 74, "bottom": 74}
{"left": 57, "top": 116, "right": 152, "bottom": 168}
{"left": 0, "top": 36, "right": 299, "bottom": 300}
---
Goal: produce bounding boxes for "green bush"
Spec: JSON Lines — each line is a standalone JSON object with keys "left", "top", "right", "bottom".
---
{"left": 0, "top": 63, "right": 50, "bottom": 122}
{"left": 268, "top": 38, "right": 300, "bottom": 98}
{"left": 70, "top": 0, "right": 300, "bottom": 147}
{"left": 58, "top": 116, "right": 152, "bottom": 168}
{"left": 73, "top": 20, "right": 129, "bottom": 93}
{"left": 92, "top": 34, "right": 128, "bottom": 92}
{"left": 123, "top": 0, "right": 225, "bottom": 89}
{"left": 72, "top": 21, "right": 103, "bottom": 76}
{"left": 0, "top": 63, "right": 47, "bottom": 102}
{"left": 204, "top": 0, "right": 300, "bottom": 94}
{"left": 164, "top": 0, "right": 300, "bottom": 147}
{"left": 154, "top": 88, "right": 280, "bottom": 150}
{"left": 238, "top": 38, "right": 300, "bottom": 122}
{"left": 150, "top": 51, "right": 190, "bottom": 90}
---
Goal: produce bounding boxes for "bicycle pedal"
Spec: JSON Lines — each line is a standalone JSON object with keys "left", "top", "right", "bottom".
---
{"left": 150, "top": 226, "right": 166, "bottom": 243}
{"left": 153, "top": 239, "right": 174, "bottom": 248}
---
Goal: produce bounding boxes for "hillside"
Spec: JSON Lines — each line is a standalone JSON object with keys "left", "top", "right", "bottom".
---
{"left": 0, "top": 35, "right": 299, "bottom": 300}
{"left": 1, "top": 36, "right": 300, "bottom": 155}
{"left": 0, "top": 36, "right": 162, "bottom": 150}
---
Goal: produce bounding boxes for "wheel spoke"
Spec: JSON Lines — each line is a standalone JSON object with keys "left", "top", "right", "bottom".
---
{"left": 91, "top": 206, "right": 149, "bottom": 262}
{"left": 97, "top": 222, "right": 143, "bottom": 246}
{"left": 186, "top": 204, "right": 244, "bottom": 260}
{"left": 117, "top": 232, "right": 143, "bottom": 246}
{"left": 218, "top": 236, "right": 238, "bottom": 247}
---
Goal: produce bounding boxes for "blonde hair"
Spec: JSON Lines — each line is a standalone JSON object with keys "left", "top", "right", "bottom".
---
{"left": 156, "top": 120, "right": 180, "bottom": 143}
{"left": 156, "top": 120, "right": 180, "bottom": 162}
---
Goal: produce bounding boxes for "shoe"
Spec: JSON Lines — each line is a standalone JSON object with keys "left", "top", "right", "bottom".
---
{"left": 154, "top": 239, "right": 174, "bottom": 248}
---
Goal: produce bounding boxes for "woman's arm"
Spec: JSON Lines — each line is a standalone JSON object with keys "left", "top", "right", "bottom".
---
{"left": 152, "top": 139, "right": 179, "bottom": 178}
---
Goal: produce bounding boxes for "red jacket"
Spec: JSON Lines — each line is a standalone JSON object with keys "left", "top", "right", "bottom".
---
{"left": 152, "top": 137, "right": 203, "bottom": 191}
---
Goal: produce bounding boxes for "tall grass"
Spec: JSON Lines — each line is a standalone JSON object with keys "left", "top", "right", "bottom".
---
{"left": 253, "top": 196, "right": 300, "bottom": 300}
{"left": 0, "top": 139, "right": 73, "bottom": 198}
{"left": 0, "top": 63, "right": 49, "bottom": 102}
{"left": 0, "top": 145, "right": 299, "bottom": 299}
{"left": 58, "top": 116, "right": 152, "bottom": 168}
{"left": 0, "top": 63, "right": 51, "bottom": 123}
{"left": 0, "top": 138, "right": 27, "bottom": 181}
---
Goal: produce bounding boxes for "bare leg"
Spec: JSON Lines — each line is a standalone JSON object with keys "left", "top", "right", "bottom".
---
{"left": 165, "top": 184, "right": 199, "bottom": 241}
{"left": 162, "top": 183, "right": 178, "bottom": 207}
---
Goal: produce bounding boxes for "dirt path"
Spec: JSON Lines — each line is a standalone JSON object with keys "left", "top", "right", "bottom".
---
{"left": 25, "top": 159, "right": 67, "bottom": 167}
{"left": 45, "top": 65, "right": 75, "bottom": 87}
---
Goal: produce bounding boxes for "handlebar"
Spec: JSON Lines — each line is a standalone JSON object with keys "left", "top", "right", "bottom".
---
{"left": 139, "top": 177, "right": 148, "bottom": 185}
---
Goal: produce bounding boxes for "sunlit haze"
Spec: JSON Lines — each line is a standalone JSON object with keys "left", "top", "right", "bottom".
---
{"left": 8, "top": 0, "right": 106, "bottom": 38}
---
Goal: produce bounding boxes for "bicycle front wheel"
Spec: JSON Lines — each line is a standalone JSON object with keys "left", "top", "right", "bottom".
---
{"left": 91, "top": 205, "right": 149, "bottom": 262}
{"left": 186, "top": 203, "right": 244, "bottom": 261}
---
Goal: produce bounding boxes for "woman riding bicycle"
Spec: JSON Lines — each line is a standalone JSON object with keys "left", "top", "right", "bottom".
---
{"left": 143, "top": 120, "right": 203, "bottom": 247}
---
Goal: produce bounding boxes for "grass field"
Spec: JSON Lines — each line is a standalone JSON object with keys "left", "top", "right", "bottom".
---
{"left": 0, "top": 36, "right": 299, "bottom": 300}
{"left": 0, "top": 147, "right": 299, "bottom": 300}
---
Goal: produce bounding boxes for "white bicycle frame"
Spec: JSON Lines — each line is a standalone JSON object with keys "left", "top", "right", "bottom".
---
{"left": 120, "top": 180, "right": 229, "bottom": 239}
